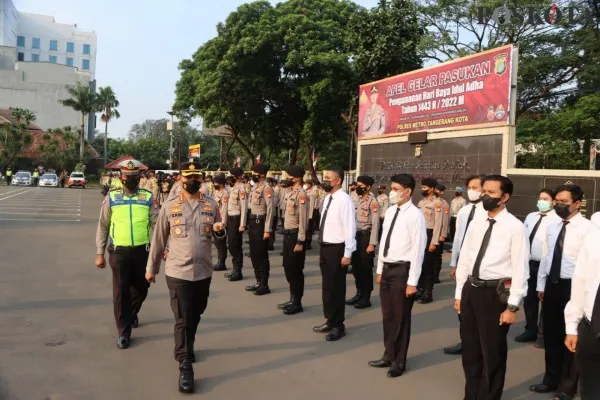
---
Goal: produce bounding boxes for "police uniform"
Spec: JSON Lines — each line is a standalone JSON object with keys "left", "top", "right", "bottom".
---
{"left": 146, "top": 162, "right": 226, "bottom": 394}
{"left": 246, "top": 164, "right": 274, "bottom": 295}
{"left": 212, "top": 173, "right": 229, "bottom": 271}
{"left": 304, "top": 182, "right": 318, "bottom": 250}
{"left": 222, "top": 167, "right": 248, "bottom": 281}
{"left": 377, "top": 186, "right": 389, "bottom": 241}
{"left": 434, "top": 183, "right": 450, "bottom": 283}
{"left": 278, "top": 166, "right": 310, "bottom": 315}
{"left": 268, "top": 179, "right": 278, "bottom": 251}
{"left": 346, "top": 176, "right": 380, "bottom": 309}
{"left": 417, "top": 178, "right": 443, "bottom": 303}
{"left": 169, "top": 179, "right": 183, "bottom": 200}
{"left": 350, "top": 182, "right": 359, "bottom": 210}
{"left": 95, "top": 159, "right": 155, "bottom": 349}
{"left": 278, "top": 181, "right": 292, "bottom": 256}
{"left": 5, "top": 168, "right": 12, "bottom": 186}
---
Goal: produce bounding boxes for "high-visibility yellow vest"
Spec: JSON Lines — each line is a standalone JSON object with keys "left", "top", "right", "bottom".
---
{"left": 32, "top": 171, "right": 39, "bottom": 178}
{"left": 110, "top": 179, "right": 122, "bottom": 190}
{"left": 108, "top": 189, "right": 153, "bottom": 246}
{"left": 6, "top": 170, "right": 12, "bottom": 177}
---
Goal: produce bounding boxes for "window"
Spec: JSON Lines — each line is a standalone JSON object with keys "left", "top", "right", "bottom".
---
{"left": 83, "top": 44, "right": 90, "bottom": 55}
{"left": 49, "top": 40, "right": 58, "bottom": 51}
{"left": 32, "top": 53, "right": 39, "bottom": 62}
{"left": 66, "top": 41, "right": 74, "bottom": 53}
{"left": 17, "top": 36, "right": 25, "bottom": 47}
{"left": 32, "top": 37, "right": 40, "bottom": 49}
{"left": 49, "top": 55, "right": 57, "bottom": 64}
{"left": 17, "top": 52, "right": 24, "bottom": 61}
{"left": 66, "top": 57, "right": 73, "bottom": 67}
{"left": 82, "top": 59, "right": 90, "bottom": 70}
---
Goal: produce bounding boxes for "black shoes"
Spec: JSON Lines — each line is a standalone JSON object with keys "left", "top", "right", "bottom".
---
{"left": 178, "top": 360, "right": 194, "bottom": 393}
{"left": 227, "top": 271, "right": 243, "bottom": 281}
{"left": 553, "top": 393, "right": 573, "bottom": 400}
{"left": 443, "top": 342, "right": 463, "bottom": 355}
{"left": 418, "top": 295, "right": 433, "bottom": 304}
{"left": 132, "top": 314, "right": 139, "bottom": 329}
{"left": 245, "top": 282, "right": 260, "bottom": 291}
{"left": 354, "top": 296, "right": 372, "bottom": 309}
{"left": 213, "top": 263, "right": 227, "bottom": 271}
{"left": 253, "top": 284, "right": 271, "bottom": 296}
{"left": 530, "top": 384, "right": 558, "bottom": 393}
{"left": 116, "top": 336, "right": 130, "bottom": 349}
{"left": 312, "top": 323, "right": 332, "bottom": 333}
{"left": 283, "top": 302, "right": 303, "bottom": 315}
{"left": 387, "top": 362, "right": 404, "bottom": 378}
{"left": 368, "top": 359, "right": 391, "bottom": 368}
{"left": 325, "top": 327, "right": 346, "bottom": 341}
{"left": 345, "top": 292, "right": 361, "bottom": 306}
{"left": 433, "top": 277, "right": 441, "bottom": 284}
{"left": 515, "top": 331, "right": 537, "bottom": 343}
{"left": 277, "top": 297, "right": 292, "bottom": 310}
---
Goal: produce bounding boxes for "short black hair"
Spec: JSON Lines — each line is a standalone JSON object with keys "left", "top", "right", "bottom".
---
{"left": 391, "top": 173, "right": 416, "bottom": 191}
{"left": 539, "top": 188, "right": 555, "bottom": 200}
{"left": 327, "top": 167, "right": 345, "bottom": 184}
{"left": 555, "top": 184, "right": 584, "bottom": 202}
{"left": 465, "top": 174, "right": 486, "bottom": 188}
{"left": 483, "top": 175, "right": 513, "bottom": 196}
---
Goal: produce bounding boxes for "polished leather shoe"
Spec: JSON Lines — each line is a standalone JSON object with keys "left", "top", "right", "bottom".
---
{"left": 132, "top": 315, "right": 139, "bottom": 329}
{"left": 345, "top": 293, "right": 361, "bottom": 306}
{"left": 387, "top": 363, "right": 404, "bottom": 378}
{"left": 325, "top": 328, "right": 346, "bottom": 341}
{"left": 529, "top": 384, "right": 558, "bottom": 393}
{"left": 116, "top": 336, "right": 130, "bottom": 349}
{"left": 313, "top": 323, "right": 332, "bottom": 333}
{"left": 283, "top": 303, "right": 303, "bottom": 315}
{"left": 178, "top": 360, "right": 194, "bottom": 393}
{"left": 418, "top": 295, "right": 433, "bottom": 304}
{"left": 245, "top": 282, "right": 260, "bottom": 291}
{"left": 277, "top": 299, "right": 292, "bottom": 310}
{"left": 443, "top": 342, "right": 463, "bottom": 355}
{"left": 213, "top": 263, "right": 227, "bottom": 271}
{"left": 227, "top": 271, "right": 243, "bottom": 281}
{"left": 224, "top": 270, "right": 233, "bottom": 278}
{"left": 515, "top": 331, "right": 537, "bottom": 343}
{"left": 354, "top": 298, "right": 372, "bottom": 309}
{"left": 368, "top": 359, "right": 391, "bottom": 368}
{"left": 253, "top": 285, "right": 271, "bottom": 296}
{"left": 553, "top": 392, "right": 573, "bottom": 400}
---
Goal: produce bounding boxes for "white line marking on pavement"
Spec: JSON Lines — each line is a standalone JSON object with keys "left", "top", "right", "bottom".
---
{"left": 0, "top": 218, "right": 81, "bottom": 222}
{"left": 0, "top": 188, "right": 29, "bottom": 196}
{"left": 0, "top": 188, "right": 32, "bottom": 201}
{"left": 0, "top": 207, "right": 81, "bottom": 211}
{"left": 0, "top": 212, "right": 81, "bottom": 216}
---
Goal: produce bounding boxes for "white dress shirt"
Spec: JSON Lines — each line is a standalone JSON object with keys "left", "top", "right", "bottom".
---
{"left": 564, "top": 229, "right": 600, "bottom": 335}
{"left": 591, "top": 211, "right": 600, "bottom": 228}
{"left": 455, "top": 208, "right": 529, "bottom": 306}
{"left": 523, "top": 209, "right": 560, "bottom": 262}
{"left": 450, "top": 201, "right": 487, "bottom": 267}
{"left": 320, "top": 189, "right": 356, "bottom": 258}
{"left": 376, "top": 200, "right": 427, "bottom": 286}
{"left": 537, "top": 213, "right": 597, "bottom": 292}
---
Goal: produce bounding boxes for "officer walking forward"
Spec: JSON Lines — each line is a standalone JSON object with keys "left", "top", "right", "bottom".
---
{"left": 223, "top": 167, "right": 248, "bottom": 282}
{"left": 145, "top": 162, "right": 226, "bottom": 394}
{"left": 212, "top": 173, "right": 229, "bottom": 272}
{"left": 95, "top": 159, "right": 156, "bottom": 349}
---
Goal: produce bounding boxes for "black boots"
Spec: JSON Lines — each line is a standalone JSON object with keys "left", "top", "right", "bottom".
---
{"left": 213, "top": 263, "right": 227, "bottom": 271}
{"left": 245, "top": 282, "right": 260, "bottom": 291}
{"left": 277, "top": 296, "right": 292, "bottom": 310}
{"left": 354, "top": 292, "right": 372, "bottom": 309}
{"left": 178, "top": 360, "right": 194, "bottom": 393}
{"left": 283, "top": 296, "right": 303, "bottom": 315}
{"left": 345, "top": 291, "right": 361, "bottom": 306}
{"left": 226, "top": 268, "right": 243, "bottom": 281}
{"left": 254, "top": 279, "right": 271, "bottom": 296}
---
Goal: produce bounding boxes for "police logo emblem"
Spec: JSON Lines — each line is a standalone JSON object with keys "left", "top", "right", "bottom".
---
{"left": 204, "top": 226, "right": 211, "bottom": 233}
{"left": 127, "top": 161, "right": 135, "bottom": 170}
{"left": 175, "top": 227, "right": 182, "bottom": 235}
{"left": 494, "top": 53, "right": 508, "bottom": 76}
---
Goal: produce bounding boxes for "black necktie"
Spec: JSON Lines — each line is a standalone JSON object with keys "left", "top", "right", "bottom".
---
{"left": 318, "top": 196, "right": 333, "bottom": 244}
{"left": 461, "top": 204, "right": 477, "bottom": 250}
{"left": 383, "top": 207, "right": 401, "bottom": 257}
{"left": 549, "top": 220, "right": 569, "bottom": 283}
{"left": 592, "top": 283, "right": 600, "bottom": 338}
{"left": 472, "top": 219, "right": 496, "bottom": 279}
{"left": 529, "top": 214, "right": 546, "bottom": 247}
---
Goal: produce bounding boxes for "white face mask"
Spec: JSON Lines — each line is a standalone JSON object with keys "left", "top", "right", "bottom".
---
{"left": 389, "top": 190, "right": 398, "bottom": 204}
{"left": 467, "top": 189, "right": 482, "bottom": 202}
{"left": 250, "top": 181, "right": 255, "bottom": 187}
{"left": 303, "top": 184, "right": 308, "bottom": 191}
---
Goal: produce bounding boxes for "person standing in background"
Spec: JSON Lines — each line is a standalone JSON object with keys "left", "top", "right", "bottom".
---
{"left": 449, "top": 186, "right": 467, "bottom": 244}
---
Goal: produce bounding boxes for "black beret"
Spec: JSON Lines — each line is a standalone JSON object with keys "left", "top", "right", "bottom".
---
{"left": 251, "top": 164, "right": 269, "bottom": 175}
{"left": 421, "top": 177, "right": 437, "bottom": 187}
{"left": 357, "top": 175, "right": 374, "bottom": 186}
{"left": 229, "top": 167, "right": 244, "bottom": 177}
{"left": 213, "top": 173, "right": 227, "bottom": 185}
{"left": 286, "top": 165, "right": 305, "bottom": 178}
{"left": 435, "top": 183, "right": 446, "bottom": 191}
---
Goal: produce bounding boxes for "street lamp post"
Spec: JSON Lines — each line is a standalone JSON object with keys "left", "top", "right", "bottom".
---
{"left": 167, "top": 111, "right": 175, "bottom": 169}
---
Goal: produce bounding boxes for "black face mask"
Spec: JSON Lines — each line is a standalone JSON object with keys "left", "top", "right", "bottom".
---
{"left": 252, "top": 175, "right": 260, "bottom": 182}
{"left": 554, "top": 203, "right": 572, "bottom": 219}
{"left": 123, "top": 177, "right": 139, "bottom": 191}
{"left": 481, "top": 194, "right": 502, "bottom": 211}
{"left": 214, "top": 184, "right": 221, "bottom": 190}
{"left": 322, "top": 180, "right": 333, "bottom": 192}
{"left": 228, "top": 181, "right": 235, "bottom": 187}
{"left": 355, "top": 187, "right": 366, "bottom": 196}
{"left": 183, "top": 180, "right": 201, "bottom": 194}
{"left": 378, "top": 190, "right": 384, "bottom": 194}
{"left": 421, "top": 190, "right": 429, "bottom": 197}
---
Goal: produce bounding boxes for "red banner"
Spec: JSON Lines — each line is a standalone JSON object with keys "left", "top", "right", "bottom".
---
{"left": 358, "top": 45, "right": 514, "bottom": 140}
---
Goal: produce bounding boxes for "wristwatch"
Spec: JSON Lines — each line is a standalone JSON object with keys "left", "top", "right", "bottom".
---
{"left": 507, "top": 304, "right": 519, "bottom": 312}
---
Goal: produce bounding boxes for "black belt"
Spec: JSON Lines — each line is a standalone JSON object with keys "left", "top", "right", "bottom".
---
{"left": 384, "top": 261, "right": 410, "bottom": 269}
{"left": 227, "top": 214, "right": 241, "bottom": 218}
{"left": 468, "top": 275, "right": 504, "bottom": 288}
{"left": 321, "top": 242, "right": 343, "bottom": 247}
{"left": 250, "top": 214, "right": 266, "bottom": 220}
{"left": 284, "top": 228, "right": 299, "bottom": 235}
{"left": 110, "top": 244, "right": 148, "bottom": 251}
{"left": 549, "top": 278, "right": 572, "bottom": 284}
{"left": 356, "top": 229, "right": 371, "bottom": 236}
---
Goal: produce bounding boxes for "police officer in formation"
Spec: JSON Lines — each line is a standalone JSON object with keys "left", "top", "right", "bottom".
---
{"left": 303, "top": 179, "right": 318, "bottom": 250}
{"left": 267, "top": 177, "right": 278, "bottom": 251}
{"left": 95, "top": 159, "right": 156, "bottom": 350}
{"left": 212, "top": 173, "right": 229, "bottom": 271}
{"left": 434, "top": 183, "right": 450, "bottom": 284}
{"left": 346, "top": 175, "right": 380, "bottom": 309}
{"left": 223, "top": 167, "right": 247, "bottom": 282}
{"left": 376, "top": 184, "right": 389, "bottom": 240}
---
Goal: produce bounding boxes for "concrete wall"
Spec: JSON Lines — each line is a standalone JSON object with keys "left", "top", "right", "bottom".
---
{"left": 0, "top": 43, "right": 15, "bottom": 68}
{"left": 0, "top": 0, "right": 17, "bottom": 47}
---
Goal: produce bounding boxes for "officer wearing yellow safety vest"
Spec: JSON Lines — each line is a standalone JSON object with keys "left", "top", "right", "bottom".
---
{"left": 95, "top": 159, "right": 157, "bottom": 349}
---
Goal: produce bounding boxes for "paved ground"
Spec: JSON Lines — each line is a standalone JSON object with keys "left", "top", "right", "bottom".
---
{"left": 0, "top": 185, "right": 561, "bottom": 400}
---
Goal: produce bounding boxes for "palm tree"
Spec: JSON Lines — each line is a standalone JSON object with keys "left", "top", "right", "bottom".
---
{"left": 97, "top": 86, "right": 120, "bottom": 167}
{"left": 10, "top": 107, "right": 36, "bottom": 126}
{"left": 59, "top": 82, "right": 98, "bottom": 163}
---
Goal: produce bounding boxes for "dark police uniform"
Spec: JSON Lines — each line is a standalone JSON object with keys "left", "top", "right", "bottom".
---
{"left": 222, "top": 167, "right": 247, "bottom": 281}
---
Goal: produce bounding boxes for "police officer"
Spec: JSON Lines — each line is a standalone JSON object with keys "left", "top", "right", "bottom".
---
{"left": 5, "top": 168, "right": 12, "bottom": 186}
{"left": 417, "top": 178, "right": 443, "bottom": 304}
{"left": 212, "top": 173, "right": 229, "bottom": 271}
{"left": 95, "top": 159, "right": 155, "bottom": 349}
{"left": 377, "top": 185, "right": 389, "bottom": 241}
{"left": 304, "top": 179, "right": 318, "bottom": 250}
{"left": 267, "top": 177, "right": 278, "bottom": 251}
{"left": 246, "top": 164, "right": 274, "bottom": 295}
{"left": 223, "top": 167, "right": 248, "bottom": 282}
{"left": 278, "top": 179, "right": 292, "bottom": 256}
{"left": 349, "top": 181, "right": 359, "bottom": 210}
{"left": 145, "top": 162, "right": 226, "bottom": 394}
{"left": 278, "top": 165, "right": 309, "bottom": 315}
{"left": 434, "top": 183, "right": 450, "bottom": 284}
{"left": 346, "top": 176, "right": 380, "bottom": 309}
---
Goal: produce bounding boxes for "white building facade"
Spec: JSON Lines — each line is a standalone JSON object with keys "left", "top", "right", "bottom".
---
{"left": 0, "top": 0, "right": 18, "bottom": 47}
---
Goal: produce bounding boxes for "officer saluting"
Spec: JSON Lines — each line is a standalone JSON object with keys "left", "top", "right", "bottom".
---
{"left": 145, "top": 162, "right": 226, "bottom": 394}
{"left": 95, "top": 159, "right": 156, "bottom": 349}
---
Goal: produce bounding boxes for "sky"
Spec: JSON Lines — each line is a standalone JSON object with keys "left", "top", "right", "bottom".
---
{"left": 15, "top": 0, "right": 381, "bottom": 139}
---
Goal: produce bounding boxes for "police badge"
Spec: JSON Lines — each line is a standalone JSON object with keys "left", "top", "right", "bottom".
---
{"left": 494, "top": 53, "right": 508, "bottom": 76}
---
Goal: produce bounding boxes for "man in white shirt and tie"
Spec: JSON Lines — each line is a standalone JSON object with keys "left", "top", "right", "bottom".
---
{"left": 313, "top": 167, "right": 356, "bottom": 342}
{"left": 515, "top": 189, "right": 560, "bottom": 344}
{"left": 530, "top": 185, "right": 596, "bottom": 400}
{"left": 367, "top": 174, "right": 426, "bottom": 378}
{"left": 564, "top": 228, "right": 600, "bottom": 400}
{"left": 455, "top": 175, "right": 528, "bottom": 400}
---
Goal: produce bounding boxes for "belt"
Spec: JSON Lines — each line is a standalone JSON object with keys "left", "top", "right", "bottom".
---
{"left": 110, "top": 244, "right": 148, "bottom": 251}
{"left": 250, "top": 214, "right": 266, "bottom": 220}
{"left": 549, "top": 278, "right": 572, "bottom": 284}
{"left": 468, "top": 275, "right": 504, "bottom": 288}
{"left": 582, "top": 317, "right": 591, "bottom": 327}
{"left": 529, "top": 260, "right": 540, "bottom": 266}
{"left": 321, "top": 242, "right": 344, "bottom": 247}
{"left": 227, "top": 214, "right": 241, "bottom": 218}
{"left": 356, "top": 229, "right": 372, "bottom": 236}
{"left": 384, "top": 261, "right": 410, "bottom": 269}
{"left": 284, "top": 228, "right": 299, "bottom": 235}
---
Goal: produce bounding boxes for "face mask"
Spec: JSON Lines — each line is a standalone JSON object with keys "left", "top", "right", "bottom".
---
{"left": 123, "top": 177, "right": 139, "bottom": 191}
{"left": 388, "top": 190, "right": 398, "bottom": 204}
{"left": 481, "top": 194, "right": 502, "bottom": 211}
{"left": 322, "top": 180, "right": 333, "bottom": 192}
{"left": 252, "top": 175, "right": 260, "bottom": 182}
{"left": 421, "top": 190, "right": 429, "bottom": 197}
{"left": 183, "top": 180, "right": 201, "bottom": 194}
{"left": 378, "top": 190, "right": 384, "bottom": 194}
{"left": 554, "top": 203, "right": 572, "bottom": 219}
{"left": 250, "top": 180, "right": 256, "bottom": 187}
{"left": 302, "top": 184, "right": 308, "bottom": 190}
{"left": 355, "top": 187, "right": 366, "bottom": 196}
{"left": 537, "top": 199, "right": 552, "bottom": 213}
{"left": 467, "top": 189, "right": 482, "bottom": 202}
{"left": 161, "top": 185, "right": 170, "bottom": 193}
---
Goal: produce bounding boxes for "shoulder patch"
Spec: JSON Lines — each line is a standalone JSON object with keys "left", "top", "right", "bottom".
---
{"left": 435, "top": 203, "right": 442, "bottom": 212}
{"left": 240, "top": 191, "right": 246, "bottom": 200}
{"left": 444, "top": 205, "right": 449, "bottom": 214}
{"left": 371, "top": 201, "right": 378, "bottom": 213}
{"left": 299, "top": 194, "right": 307, "bottom": 204}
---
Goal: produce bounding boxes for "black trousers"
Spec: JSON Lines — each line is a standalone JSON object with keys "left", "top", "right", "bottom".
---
{"left": 108, "top": 245, "right": 150, "bottom": 337}
{"left": 449, "top": 216, "right": 457, "bottom": 242}
{"left": 226, "top": 215, "right": 243, "bottom": 272}
{"left": 306, "top": 213, "right": 314, "bottom": 247}
{"left": 6, "top": 176, "right": 11, "bottom": 185}
{"left": 320, "top": 243, "right": 346, "bottom": 329}
{"left": 378, "top": 218, "right": 384, "bottom": 243}
{"left": 543, "top": 279, "right": 578, "bottom": 395}
{"left": 434, "top": 238, "right": 444, "bottom": 280}
{"left": 249, "top": 216, "right": 270, "bottom": 282}
{"left": 351, "top": 231, "right": 374, "bottom": 294}
{"left": 460, "top": 284, "right": 510, "bottom": 400}
{"left": 282, "top": 230, "right": 305, "bottom": 299}
{"left": 577, "top": 320, "right": 600, "bottom": 400}
{"left": 312, "top": 210, "right": 320, "bottom": 231}
{"left": 166, "top": 276, "right": 211, "bottom": 362}
{"left": 269, "top": 215, "right": 278, "bottom": 249}
{"left": 523, "top": 260, "right": 541, "bottom": 335}
{"left": 214, "top": 233, "right": 228, "bottom": 265}
{"left": 418, "top": 229, "right": 435, "bottom": 296}
{"left": 380, "top": 262, "right": 415, "bottom": 367}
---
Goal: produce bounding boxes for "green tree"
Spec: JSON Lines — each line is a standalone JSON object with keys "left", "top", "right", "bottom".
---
{"left": 0, "top": 109, "right": 34, "bottom": 169}
{"left": 59, "top": 82, "right": 99, "bottom": 163}
{"left": 38, "top": 127, "right": 79, "bottom": 170}
{"left": 97, "top": 86, "right": 120, "bottom": 167}
{"left": 10, "top": 107, "right": 37, "bottom": 125}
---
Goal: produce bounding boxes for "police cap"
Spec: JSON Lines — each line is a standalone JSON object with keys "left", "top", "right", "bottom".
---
{"left": 118, "top": 158, "right": 142, "bottom": 176}
{"left": 213, "top": 173, "right": 227, "bottom": 185}
{"left": 229, "top": 167, "right": 244, "bottom": 177}
{"left": 179, "top": 162, "right": 202, "bottom": 177}
{"left": 357, "top": 175, "right": 374, "bottom": 186}
{"left": 286, "top": 165, "right": 305, "bottom": 178}
{"left": 251, "top": 164, "right": 269, "bottom": 175}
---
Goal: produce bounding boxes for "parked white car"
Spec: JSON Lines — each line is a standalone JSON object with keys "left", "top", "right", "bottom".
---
{"left": 11, "top": 171, "right": 32, "bottom": 186}
{"left": 39, "top": 173, "right": 59, "bottom": 188}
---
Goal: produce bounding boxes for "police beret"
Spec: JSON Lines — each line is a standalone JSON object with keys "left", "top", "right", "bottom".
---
{"left": 436, "top": 183, "right": 446, "bottom": 191}
{"left": 179, "top": 162, "right": 202, "bottom": 176}
{"left": 421, "top": 178, "right": 437, "bottom": 188}
{"left": 213, "top": 173, "right": 226, "bottom": 185}
{"left": 229, "top": 167, "right": 244, "bottom": 177}
{"left": 357, "top": 175, "right": 374, "bottom": 186}
{"left": 251, "top": 164, "right": 269, "bottom": 175}
{"left": 286, "top": 165, "right": 305, "bottom": 178}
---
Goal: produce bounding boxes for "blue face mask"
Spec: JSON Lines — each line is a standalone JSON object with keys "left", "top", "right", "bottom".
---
{"left": 537, "top": 199, "right": 552, "bottom": 213}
